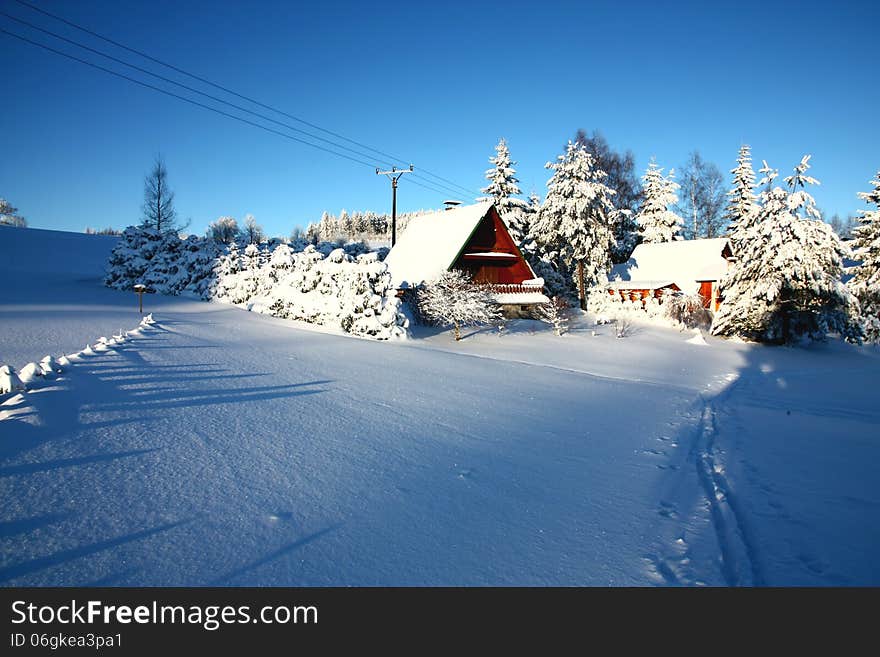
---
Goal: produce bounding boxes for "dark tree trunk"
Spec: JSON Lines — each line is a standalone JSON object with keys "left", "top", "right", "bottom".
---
{"left": 577, "top": 260, "right": 586, "bottom": 310}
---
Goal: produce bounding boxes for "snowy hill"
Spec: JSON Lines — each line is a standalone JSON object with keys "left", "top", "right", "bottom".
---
{"left": 1, "top": 225, "right": 878, "bottom": 586}
{"left": 1, "top": 226, "right": 145, "bottom": 366}
{"left": 0, "top": 224, "right": 119, "bottom": 275}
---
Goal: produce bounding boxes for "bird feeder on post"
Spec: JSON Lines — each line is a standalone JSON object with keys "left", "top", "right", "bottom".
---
{"left": 133, "top": 284, "right": 147, "bottom": 315}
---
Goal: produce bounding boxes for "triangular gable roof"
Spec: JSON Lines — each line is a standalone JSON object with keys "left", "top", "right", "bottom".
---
{"left": 384, "top": 201, "right": 494, "bottom": 288}
{"left": 610, "top": 238, "right": 732, "bottom": 294}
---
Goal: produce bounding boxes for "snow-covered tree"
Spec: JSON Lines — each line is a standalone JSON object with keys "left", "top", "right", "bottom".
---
{"left": 242, "top": 214, "right": 264, "bottom": 244}
{"left": 207, "top": 216, "right": 239, "bottom": 243}
{"left": 712, "top": 157, "right": 859, "bottom": 343}
{"left": 418, "top": 269, "right": 501, "bottom": 341}
{"left": 479, "top": 138, "right": 530, "bottom": 244}
{"left": 0, "top": 198, "right": 27, "bottom": 227}
{"left": 636, "top": 159, "right": 683, "bottom": 244}
{"left": 535, "top": 296, "right": 569, "bottom": 336}
{"left": 848, "top": 171, "right": 880, "bottom": 342}
{"left": 724, "top": 144, "right": 759, "bottom": 241}
{"left": 339, "top": 209, "right": 352, "bottom": 238}
{"left": 530, "top": 141, "right": 617, "bottom": 309}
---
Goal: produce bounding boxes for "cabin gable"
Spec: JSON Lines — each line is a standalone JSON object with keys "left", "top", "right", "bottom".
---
{"left": 450, "top": 205, "right": 534, "bottom": 285}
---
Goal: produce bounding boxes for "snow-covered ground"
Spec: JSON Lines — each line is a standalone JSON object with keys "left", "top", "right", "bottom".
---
{"left": 1, "top": 227, "right": 878, "bottom": 585}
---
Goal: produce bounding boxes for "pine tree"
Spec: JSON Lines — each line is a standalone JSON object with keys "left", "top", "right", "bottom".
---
{"left": 725, "top": 145, "right": 759, "bottom": 240}
{"left": 712, "top": 157, "right": 859, "bottom": 343}
{"left": 636, "top": 159, "right": 683, "bottom": 243}
{"left": 479, "top": 138, "right": 530, "bottom": 244}
{"left": 530, "top": 141, "right": 617, "bottom": 309}
{"left": 318, "top": 211, "right": 334, "bottom": 241}
{"left": 848, "top": 171, "right": 880, "bottom": 341}
{"left": 339, "top": 209, "right": 353, "bottom": 239}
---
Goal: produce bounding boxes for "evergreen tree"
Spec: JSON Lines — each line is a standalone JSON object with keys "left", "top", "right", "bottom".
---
{"left": 573, "top": 130, "right": 642, "bottom": 263}
{"left": 479, "top": 138, "right": 530, "bottom": 244}
{"left": 318, "top": 211, "right": 334, "bottom": 241}
{"left": 636, "top": 159, "right": 683, "bottom": 244}
{"left": 530, "top": 141, "right": 617, "bottom": 309}
{"left": 848, "top": 171, "right": 880, "bottom": 341}
{"left": 339, "top": 209, "right": 353, "bottom": 238}
{"left": 712, "top": 157, "right": 859, "bottom": 343}
{"left": 725, "top": 144, "right": 759, "bottom": 240}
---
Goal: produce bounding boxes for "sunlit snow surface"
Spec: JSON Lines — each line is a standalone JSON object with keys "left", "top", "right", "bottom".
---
{"left": 1, "top": 226, "right": 877, "bottom": 585}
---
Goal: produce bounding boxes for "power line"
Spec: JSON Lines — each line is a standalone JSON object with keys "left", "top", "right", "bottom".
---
{"left": 2, "top": 24, "right": 456, "bottom": 200}
{"left": 11, "top": 0, "right": 480, "bottom": 199}
{"left": 0, "top": 27, "right": 383, "bottom": 170}
{"left": 2, "top": 9, "right": 475, "bottom": 201}
{"left": 2, "top": 12, "right": 396, "bottom": 168}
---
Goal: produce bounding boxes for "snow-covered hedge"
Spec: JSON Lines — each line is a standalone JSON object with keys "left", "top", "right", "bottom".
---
{"left": 213, "top": 245, "right": 407, "bottom": 340}
{"left": 105, "top": 227, "right": 407, "bottom": 340}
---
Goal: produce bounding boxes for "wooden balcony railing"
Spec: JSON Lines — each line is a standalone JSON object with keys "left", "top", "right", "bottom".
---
{"left": 487, "top": 283, "right": 546, "bottom": 295}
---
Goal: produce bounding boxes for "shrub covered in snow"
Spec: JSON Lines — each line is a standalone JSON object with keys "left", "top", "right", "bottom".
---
{"left": 105, "top": 226, "right": 406, "bottom": 339}
{"left": 417, "top": 269, "right": 502, "bottom": 341}
{"left": 587, "top": 285, "right": 700, "bottom": 330}
{"left": 0, "top": 365, "right": 24, "bottom": 394}
{"left": 535, "top": 296, "right": 570, "bottom": 336}
{"left": 663, "top": 292, "right": 712, "bottom": 329}
{"left": 105, "top": 226, "right": 219, "bottom": 296}
{"left": 214, "top": 245, "right": 407, "bottom": 339}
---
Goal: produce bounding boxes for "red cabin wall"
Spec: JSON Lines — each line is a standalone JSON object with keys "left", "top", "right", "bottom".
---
{"left": 698, "top": 281, "right": 713, "bottom": 309}
{"left": 451, "top": 207, "right": 533, "bottom": 284}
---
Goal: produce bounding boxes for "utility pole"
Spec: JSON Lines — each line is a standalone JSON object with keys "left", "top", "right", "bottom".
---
{"left": 376, "top": 165, "right": 413, "bottom": 247}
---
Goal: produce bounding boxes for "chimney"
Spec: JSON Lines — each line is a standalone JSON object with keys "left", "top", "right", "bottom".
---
{"left": 443, "top": 200, "right": 461, "bottom": 211}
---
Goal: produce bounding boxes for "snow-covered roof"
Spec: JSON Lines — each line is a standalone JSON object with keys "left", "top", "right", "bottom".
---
{"left": 609, "top": 238, "right": 732, "bottom": 295}
{"left": 608, "top": 280, "right": 676, "bottom": 291}
{"left": 384, "top": 201, "right": 494, "bottom": 288}
{"left": 494, "top": 292, "right": 550, "bottom": 305}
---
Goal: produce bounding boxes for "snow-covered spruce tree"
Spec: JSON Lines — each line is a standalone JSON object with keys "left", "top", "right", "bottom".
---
{"left": 479, "top": 138, "right": 531, "bottom": 244}
{"left": 848, "top": 171, "right": 880, "bottom": 341}
{"left": 636, "top": 159, "right": 683, "bottom": 244}
{"left": 724, "top": 144, "right": 759, "bottom": 242}
{"left": 418, "top": 269, "right": 501, "bottom": 341}
{"left": 712, "top": 157, "right": 859, "bottom": 343}
{"left": 530, "top": 141, "right": 617, "bottom": 310}
{"left": 105, "top": 226, "right": 163, "bottom": 290}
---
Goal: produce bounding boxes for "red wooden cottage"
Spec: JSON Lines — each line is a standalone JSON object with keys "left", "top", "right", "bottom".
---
{"left": 607, "top": 238, "right": 735, "bottom": 311}
{"left": 384, "top": 201, "right": 548, "bottom": 313}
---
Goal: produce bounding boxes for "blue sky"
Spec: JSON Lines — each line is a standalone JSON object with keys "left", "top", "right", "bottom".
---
{"left": 2, "top": 0, "right": 878, "bottom": 236}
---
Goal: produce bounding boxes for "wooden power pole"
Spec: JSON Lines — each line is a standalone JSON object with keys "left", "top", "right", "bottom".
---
{"left": 376, "top": 165, "right": 413, "bottom": 247}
